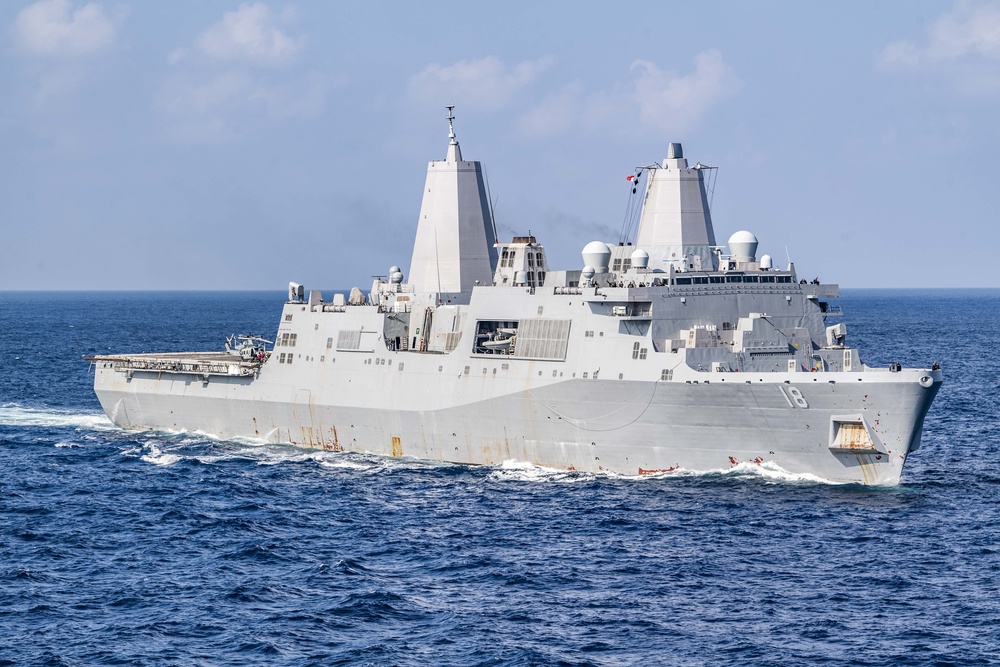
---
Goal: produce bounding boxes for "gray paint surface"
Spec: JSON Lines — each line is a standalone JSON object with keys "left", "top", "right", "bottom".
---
{"left": 89, "top": 117, "right": 942, "bottom": 485}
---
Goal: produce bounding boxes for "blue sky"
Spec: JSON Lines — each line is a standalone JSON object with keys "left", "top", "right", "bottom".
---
{"left": 1, "top": 1, "right": 998, "bottom": 290}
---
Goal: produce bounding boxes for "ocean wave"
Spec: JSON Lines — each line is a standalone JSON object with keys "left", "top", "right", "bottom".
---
{"left": 138, "top": 443, "right": 182, "bottom": 466}
{"left": 123, "top": 436, "right": 389, "bottom": 470}
{"left": 488, "top": 459, "right": 602, "bottom": 483}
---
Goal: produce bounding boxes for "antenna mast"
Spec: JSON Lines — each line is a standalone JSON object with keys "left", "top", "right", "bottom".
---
{"left": 446, "top": 105, "right": 456, "bottom": 143}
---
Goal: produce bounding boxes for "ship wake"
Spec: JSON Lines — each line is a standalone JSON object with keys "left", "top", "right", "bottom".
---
{"left": 0, "top": 403, "right": 116, "bottom": 432}
{"left": 116, "top": 433, "right": 850, "bottom": 486}
{"left": 638, "top": 460, "right": 845, "bottom": 485}
{"left": 490, "top": 458, "right": 845, "bottom": 486}
{"left": 123, "top": 437, "right": 455, "bottom": 473}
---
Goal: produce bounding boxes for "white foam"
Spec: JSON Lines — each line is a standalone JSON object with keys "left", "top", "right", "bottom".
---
{"left": 255, "top": 448, "right": 327, "bottom": 466}
{"left": 0, "top": 403, "right": 115, "bottom": 431}
{"left": 91, "top": 422, "right": 845, "bottom": 485}
{"left": 726, "top": 460, "right": 843, "bottom": 484}
{"left": 139, "top": 443, "right": 182, "bottom": 466}
{"left": 484, "top": 458, "right": 844, "bottom": 486}
{"left": 316, "top": 456, "right": 383, "bottom": 471}
{"left": 488, "top": 459, "right": 599, "bottom": 483}
{"left": 632, "top": 460, "right": 844, "bottom": 485}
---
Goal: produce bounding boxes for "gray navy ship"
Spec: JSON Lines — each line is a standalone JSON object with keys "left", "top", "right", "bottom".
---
{"left": 89, "top": 110, "right": 942, "bottom": 485}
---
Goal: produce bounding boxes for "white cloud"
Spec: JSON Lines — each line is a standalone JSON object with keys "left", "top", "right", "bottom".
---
{"left": 408, "top": 56, "right": 554, "bottom": 108}
{"left": 159, "top": 4, "right": 329, "bottom": 142}
{"left": 516, "top": 50, "right": 740, "bottom": 137}
{"left": 629, "top": 50, "right": 741, "bottom": 133}
{"left": 169, "top": 3, "right": 303, "bottom": 66}
{"left": 880, "top": 1, "right": 1000, "bottom": 67}
{"left": 407, "top": 51, "right": 738, "bottom": 139}
{"left": 14, "top": 0, "right": 124, "bottom": 58}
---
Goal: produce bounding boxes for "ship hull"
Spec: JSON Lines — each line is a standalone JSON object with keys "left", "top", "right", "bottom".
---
{"left": 94, "top": 365, "right": 940, "bottom": 485}
{"left": 87, "top": 130, "right": 944, "bottom": 486}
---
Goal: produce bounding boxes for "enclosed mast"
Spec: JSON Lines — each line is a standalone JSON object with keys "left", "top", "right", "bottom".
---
{"left": 407, "top": 107, "right": 498, "bottom": 302}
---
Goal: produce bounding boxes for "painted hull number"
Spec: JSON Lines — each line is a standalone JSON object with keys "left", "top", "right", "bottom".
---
{"left": 781, "top": 385, "right": 809, "bottom": 409}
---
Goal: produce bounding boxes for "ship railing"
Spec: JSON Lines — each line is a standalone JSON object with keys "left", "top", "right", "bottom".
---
{"left": 90, "top": 355, "right": 261, "bottom": 377}
{"left": 667, "top": 284, "right": 801, "bottom": 297}
{"left": 803, "top": 283, "right": 842, "bottom": 299}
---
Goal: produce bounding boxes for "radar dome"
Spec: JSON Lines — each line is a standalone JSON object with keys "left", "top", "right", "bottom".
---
{"left": 760, "top": 254, "right": 772, "bottom": 270}
{"left": 390, "top": 271, "right": 404, "bottom": 284}
{"left": 389, "top": 265, "right": 401, "bottom": 275}
{"left": 630, "top": 248, "right": 649, "bottom": 269}
{"left": 582, "top": 241, "right": 612, "bottom": 273}
{"left": 727, "top": 231, "right": 759, "bottom": 263}
{"left": 581, "top": 266, "right": 596, "bottom": 284}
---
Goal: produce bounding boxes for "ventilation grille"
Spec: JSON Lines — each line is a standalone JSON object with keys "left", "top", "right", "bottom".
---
{"left": 515, "top": 319, "right": 571, "bottom": 360}
{"left": 336, "top": 330, "right": 361, "bottom": 350}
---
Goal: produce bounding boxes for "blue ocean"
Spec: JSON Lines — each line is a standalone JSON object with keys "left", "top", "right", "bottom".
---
{"left": 1, "top": 290, "right": 998, "bottom": 666}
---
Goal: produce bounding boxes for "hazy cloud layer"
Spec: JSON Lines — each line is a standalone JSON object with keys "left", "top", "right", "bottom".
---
{"left": 879, "top": 2, "right": 1000, "bottom": 93}
{"left": 518, "top": 50, "right": 741, "bottom": 137}
{"left": 408, "top": 56, "right": 555, "bottom": 108}
{"left": 408, "top": 51, "right": 739, "bottom": 138}
{"left": 159, "top": 3, "right": 329, "bottom": 142}
{"left": 629, "top": 50, "right": 742, "bottom": 133}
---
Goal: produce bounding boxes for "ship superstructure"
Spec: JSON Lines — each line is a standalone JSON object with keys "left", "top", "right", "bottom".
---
{"left": 89, "top": 112, "right": 941, "bottom": 485}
